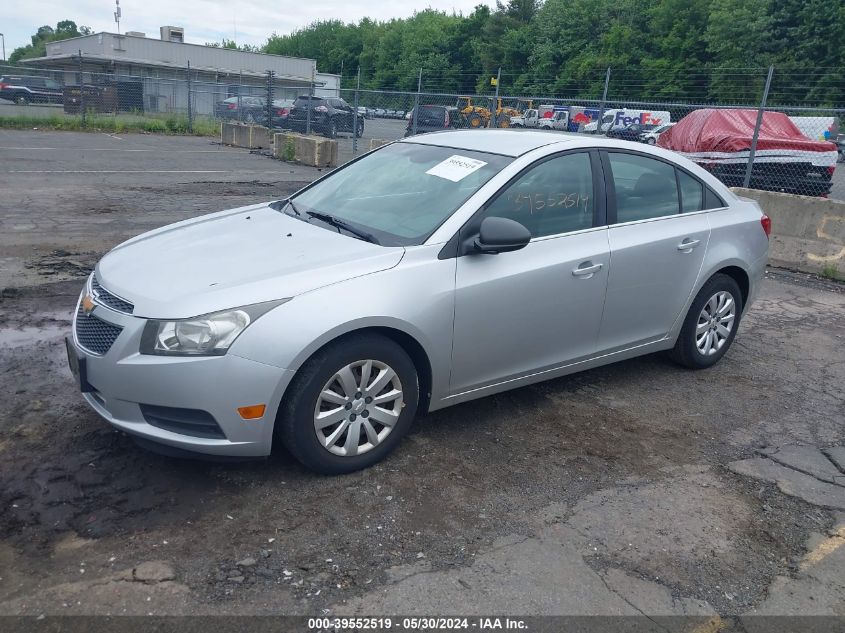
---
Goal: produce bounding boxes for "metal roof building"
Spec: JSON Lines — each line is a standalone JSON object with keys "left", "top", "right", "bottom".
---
{"left": 25, "top": 29, "right": 340, "bottom": 115}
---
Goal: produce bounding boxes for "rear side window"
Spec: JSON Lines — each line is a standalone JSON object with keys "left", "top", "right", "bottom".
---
{"left": 608, "top": 153, "right": 679, "bottom": 222}
{"left": 705, "top": 187, "right": 726, "bottom": 209}
{"left": 678, "top": 170, "right": 703, "bottom": 212}
{"left": 483, "top": 152, "right": 595, "bottom": 238}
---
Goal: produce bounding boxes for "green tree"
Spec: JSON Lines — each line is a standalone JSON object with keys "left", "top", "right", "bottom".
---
{"left": 9, "top": 20, "right": 92, "bottom": 63}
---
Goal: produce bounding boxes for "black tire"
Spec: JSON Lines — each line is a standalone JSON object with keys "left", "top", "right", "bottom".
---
{"left": 466, "top": 113, "right": 483, "bottom": 128}
{"left": 276, "top": 333, "right": 419, "bottom": 475}
{"left": 669, "top": 273, "right": 743, "bottom": 369}
{"left": 647, "top": 138, "right": 656, "bottom": 145}
{"left": 355, "top": 120, "right": 364, "bottom": 138}
{"left": 15, "top": 94, "right": 29, "bottom": 106}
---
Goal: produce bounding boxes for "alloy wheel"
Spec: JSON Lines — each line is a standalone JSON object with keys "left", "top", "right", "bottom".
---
{"left": 695, "top": 291, "right": 736, "bottom": 356}
{"left": 314, "top": 360, "right": 403, "bottom": 457}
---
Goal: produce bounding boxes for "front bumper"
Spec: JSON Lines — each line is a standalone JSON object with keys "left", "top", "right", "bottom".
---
{"left": 69, "top": 291, "right": 294, "bottom": 457}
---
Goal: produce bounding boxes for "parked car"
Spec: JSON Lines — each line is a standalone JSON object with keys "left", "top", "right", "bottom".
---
{"left": 67, "top": 130, "right": 769, "bottom": 474}
{"left": 606, "top": 123, "right": 657, "bottom": 142}
{"left": 287, "top": 96, "right": 363, "bottom": 138}
{"left": 510, "top": 108, "right": 540, "bottom": 128}
{"left": 640, "top": 123, "right": 675, "bottom": 145}
{"left": 405, "top": 105, "right": 459, "bottom": 136}
{"left": 836, "top": 134, "right": 845, "bottom": 163}
{"left": 357, "top": 106, "right": 373, "bottom": 119}
{"left": 658, "top": 109, "right": 838, "bottom": 197}
{"left": 374, "top": 108, "right": 386, "bottom": 118}
{"left": 0, "top": 75, "right": 63, "bottom": 105}
{"left": 539, "top": 110, "right": 571, "bottom": 131}
{"left": 214, "top": 96, "right": 264, "bottom": 121}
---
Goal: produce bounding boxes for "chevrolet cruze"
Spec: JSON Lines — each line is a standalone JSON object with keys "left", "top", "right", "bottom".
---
{"left": 67, "top": 130, "right": 770, "bottom": 474}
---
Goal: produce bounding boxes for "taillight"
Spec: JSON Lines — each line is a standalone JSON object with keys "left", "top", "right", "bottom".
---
{"left": 760, "top": 214, "right": 771, "bottom": 238}
{"left": 276, "top": 108, "right": 286, "bottom": 116}
{"left": 226, "top": 103, "right": 236, "bottom": 110}
{"left": 0, "top": 83, "right": 8, "bottom": 89}
{"left": 315, "top": 105, "right": 328, "bottom": 113}
{"left": 445, "top": 110, "right": 449, "bottom": 127}
{"left": 827, "top": 166, "right": 835, "bottom": 176}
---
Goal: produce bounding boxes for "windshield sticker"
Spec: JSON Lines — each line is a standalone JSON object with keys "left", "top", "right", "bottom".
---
{"left": 426, "top": 155, "right": 487, "bottom": 182}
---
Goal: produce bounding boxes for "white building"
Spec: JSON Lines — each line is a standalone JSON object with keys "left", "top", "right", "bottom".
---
{"left": 25, "top": 29, "right": 340, "bottom": 115}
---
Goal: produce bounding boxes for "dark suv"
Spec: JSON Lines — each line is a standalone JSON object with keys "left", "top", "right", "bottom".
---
{"left": 405, "top": 105, "right": 459, "bottom": 136}
{"left": 0, "top": 75, "right": 64, "bottom": 105}
{"left": 287, "top": 96, "right": 363, "bottom": 138}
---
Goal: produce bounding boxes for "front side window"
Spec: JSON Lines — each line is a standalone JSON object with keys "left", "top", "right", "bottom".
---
{"left": 608, "top": 152, "right": 679, "bottom": 223}
{"left": 289, "top": 142, "right": 511, "bottom": 246}
{"left": 483, "top": 152, "right": 595, "bottom": 238}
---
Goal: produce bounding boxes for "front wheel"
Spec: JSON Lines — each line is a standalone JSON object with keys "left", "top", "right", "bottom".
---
{"left": 647, "top": 138, "right": 656, "bottom": 145}
{"left": 15, "top": 95, "right": 29, "bottom": 106}
{"left": 669, "top": 274, "right": 743, "bottom": 369}
{"left": 326, "top": 118, "right": 338, "bottom": 139}
{"left": 355, "top": 120, "right": 364, "bottom": 138}
{"left": 276, "top": 333, "right": 419, "bottom": 474}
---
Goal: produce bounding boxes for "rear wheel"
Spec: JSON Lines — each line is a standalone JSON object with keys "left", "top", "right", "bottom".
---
{"left": 497, "top": 118, "right": 511, "bottom": 128}
{"left": 669, "top": 274, "right": 743, "bottom": 369}
{"left": 15, "top": 94, "right": 29, "bottom": 106}
{"left": 355, "top": 120, "right": 364, "bottom": 138}
{"left": 277, "top": 333, "right": 419, "bottom": 474}
{"left": 467, "top": 113, "right": 483, "bottom": 128}
{"left": 647, "top": 137, "right": 656, "bottom": 145}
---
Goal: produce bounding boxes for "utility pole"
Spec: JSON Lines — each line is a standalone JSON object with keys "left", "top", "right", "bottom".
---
{"left": 352, "top": 67, "right": 361, "bottom": 154}
{"left": 0, "top": 34, "right": 5, "bottom": 63}
{"left": 595, "top": 67, "right": 611, "bottom": 135}
{"left": 492, "top": 67, "right": 501, "bottom": 128}
{"left": 114, "top": 0, "right": 122, "bottom": 35}
{"left": 412, "top": 68, "right": 422, "bottom": 136}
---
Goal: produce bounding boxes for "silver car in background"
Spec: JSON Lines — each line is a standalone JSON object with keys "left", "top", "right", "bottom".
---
{"left": 67, "top": 131, "right": 770, "bottom": 473}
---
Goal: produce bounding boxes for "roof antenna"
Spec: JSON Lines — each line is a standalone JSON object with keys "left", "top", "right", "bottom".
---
{"left": 114, "top": 0, "right": 122, "bottom": 35}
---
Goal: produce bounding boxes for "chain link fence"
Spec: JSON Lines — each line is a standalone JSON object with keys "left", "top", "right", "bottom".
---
{"left": 1, "top": 60, "right": 843, "bottom": 198}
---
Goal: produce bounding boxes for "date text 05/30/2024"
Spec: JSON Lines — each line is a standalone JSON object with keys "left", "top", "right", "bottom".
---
{"left": 308, "top": 617, "right": 528, "bottom": 631}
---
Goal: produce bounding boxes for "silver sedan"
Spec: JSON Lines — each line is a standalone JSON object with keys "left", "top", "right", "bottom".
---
{"left": 67, "top": 130, "right": 770, "bottom": 473}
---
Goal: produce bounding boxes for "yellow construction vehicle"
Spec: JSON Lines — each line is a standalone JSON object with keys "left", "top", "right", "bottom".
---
{"left": 494, "top": 98, "right": 534, "bottom": 128}
{"left": 456, "top": 96, "right": 492, "bottom": 128}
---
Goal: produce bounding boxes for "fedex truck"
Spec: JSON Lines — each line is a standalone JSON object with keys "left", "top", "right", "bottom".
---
{"left": 583, "top": 109, "right": 671, "bottom": 133}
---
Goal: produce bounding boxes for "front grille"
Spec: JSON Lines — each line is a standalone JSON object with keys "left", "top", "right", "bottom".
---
{"left": 139, "top": 404, "right": 226, "bottom": 439}
{"left": 75, "top": 304, "right": 123, "bottom": 355}
{"left": 92, "top": 277, "right": 134, "bottom": 314}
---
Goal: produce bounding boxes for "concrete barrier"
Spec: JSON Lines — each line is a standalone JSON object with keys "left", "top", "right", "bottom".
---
{"left": 369, "top": 139, "right": 392, "bottom": 151}
{"left": 732, "top": 187, "right": 845, "bottom": 276}
{"left": 271, "top": 132, "right": 337, "bottom": 168}
{"left": 220, "top": 122, "right": 273, "bottom": 150}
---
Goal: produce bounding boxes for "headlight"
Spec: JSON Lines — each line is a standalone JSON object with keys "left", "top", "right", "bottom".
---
{"left": 140, "top": 300, "right": 288, "bottom": 356}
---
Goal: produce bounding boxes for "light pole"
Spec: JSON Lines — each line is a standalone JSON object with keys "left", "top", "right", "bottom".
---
{"left": 0, "top": 34, "right": 5, "bottom": 62}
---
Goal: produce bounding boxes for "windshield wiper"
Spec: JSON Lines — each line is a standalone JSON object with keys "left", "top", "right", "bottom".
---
{"left": 305, "top": 211, "right": 380, "bottom": 245}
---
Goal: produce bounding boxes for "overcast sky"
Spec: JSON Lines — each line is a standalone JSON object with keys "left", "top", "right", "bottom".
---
{"left": 2, "top": 0, "right": 496, "bottom": 58}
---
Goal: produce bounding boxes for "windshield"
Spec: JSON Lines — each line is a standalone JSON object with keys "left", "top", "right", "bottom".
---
{"left": 289, "top": 142, "right": 512, "bottom": 246}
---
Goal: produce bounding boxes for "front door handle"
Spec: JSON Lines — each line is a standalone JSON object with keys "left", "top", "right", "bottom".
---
{"left": 677, "top": 238, "right": 701, "bottom": 252}
{"left": 572, "top": 262, "right": 603, "bottom": 278}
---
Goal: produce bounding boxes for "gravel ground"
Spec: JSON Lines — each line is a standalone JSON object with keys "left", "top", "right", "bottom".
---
{"left": 0, "top": 130, "right": 843, "bottom": 621}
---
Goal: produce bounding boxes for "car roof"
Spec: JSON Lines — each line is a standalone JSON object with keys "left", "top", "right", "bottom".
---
{"left": 401, "top": 129, "right": 578, "bottom": 157}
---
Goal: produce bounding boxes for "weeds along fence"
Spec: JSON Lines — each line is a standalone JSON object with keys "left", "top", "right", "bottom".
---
{"left": 1, "top": 60, "right": 843, "bottom": 197}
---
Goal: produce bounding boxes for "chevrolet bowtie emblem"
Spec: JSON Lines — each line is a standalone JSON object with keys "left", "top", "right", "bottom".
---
{"left": 81, "top": 294, "right": 96, "bottom": 314}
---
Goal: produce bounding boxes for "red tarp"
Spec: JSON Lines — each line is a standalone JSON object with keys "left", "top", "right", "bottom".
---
{"left": 657, "top": 109, "right": 837, "bottom": 154}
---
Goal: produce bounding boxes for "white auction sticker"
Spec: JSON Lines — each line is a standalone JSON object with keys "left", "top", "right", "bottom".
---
{"left": 426, "top": 155, "right": 487, "bottom": 182}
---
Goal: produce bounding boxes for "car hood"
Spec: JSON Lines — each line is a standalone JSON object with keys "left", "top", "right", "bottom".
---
{"left": 96, "top": 202, "right": 404, "bottom": 319}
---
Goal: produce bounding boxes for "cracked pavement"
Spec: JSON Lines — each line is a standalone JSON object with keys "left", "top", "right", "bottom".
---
{"left": 0, "top": 130, "right": 844, "bottom": 621}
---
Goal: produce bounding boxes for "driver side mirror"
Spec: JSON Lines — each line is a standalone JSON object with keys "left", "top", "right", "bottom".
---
{"left": 469, "top": 217, "right": 531, "bottom": 255}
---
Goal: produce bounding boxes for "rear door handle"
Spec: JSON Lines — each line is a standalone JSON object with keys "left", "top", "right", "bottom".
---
{"left": 677, "top": 238, "right": 701, "bottom": 252}
{"left": 572, "top": 262, "right": 603, "bottom": 278}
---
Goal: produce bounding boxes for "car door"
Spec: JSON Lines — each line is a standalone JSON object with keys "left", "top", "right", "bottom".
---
{"left": 450, "top": 151, "right": 610, "bottom": 394}
{"left": 597, "top": 150, "right": 711, "bottom": 352}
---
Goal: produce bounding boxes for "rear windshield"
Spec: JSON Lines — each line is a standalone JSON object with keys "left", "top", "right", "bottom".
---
{"left": 294, "top": 96, "right": 326, "bottom": 107}
{"left": 416, "top": 107, "right": 446, "bottom": 123}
